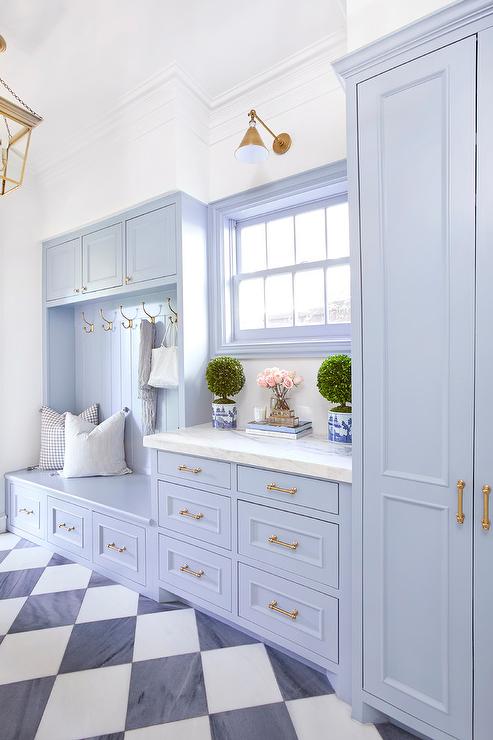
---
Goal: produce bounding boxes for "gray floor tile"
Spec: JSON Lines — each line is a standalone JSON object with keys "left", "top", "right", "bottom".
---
{"left": 377, "top": 723, "right": 421, "bottom": 739}
{"left": 137, "top": 594, "right": 189, "bottom": 615}
{"left": 47, "top": 552, "right": 74, "bottom": 567}
{"left": 60, "top": 616, "right": 136, "bottom": 673}
{"left": 0, "top": 676, "right": 56, "bottom": 740}
{"left": 9, "top": 589, "right": 86, "bottom": 633}
{"left": 266, "top": 644, "right": 333, "bottom": 701}
{"left": 88, "top": 571, "right": 115, "bottom": 588}
{"left": 196, "top": 610, "right": 259, "bottom": 651}
{"left": 210, "top": 703, "right": 298, "bottom": 740}
{"left": 0, "top": 568, "right": 44, "bottom": 599}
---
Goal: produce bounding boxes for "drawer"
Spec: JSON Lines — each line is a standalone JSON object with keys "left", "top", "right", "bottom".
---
{"left": 237, "top": 466, "right": 338, "bottom": 514}
{"left": 47, "top": 497, "right": 91, "bottom": 560}
{"left": 92, "top": 512, "right": 146, "bottom": 585}
{"left": 238, "top": 501, "right": 338, "bottom": 588}
{"left": 238, "top": 563, "right": 338, "bottom": 663}
{"left": 158, "top": 534, "right": 232, "bottom": 611}
{"left": 158, "top": 481, "right": 231, "bottom": 550}
{"left": 157, "top": 451, "right": 231, "bottom": 489}
{"left": 9, "top": 482, "right": 45, "bottom": 538}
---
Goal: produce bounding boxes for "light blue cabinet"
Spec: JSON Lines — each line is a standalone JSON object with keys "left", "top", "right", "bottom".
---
{"left": 125, "top": 204, "right": 176, "bottom": 286}
{"left": 82, "top": 223, "right": 123, "bottom": 293}
{"left": 45, "top": 238, "right": 81, "bottom": 301}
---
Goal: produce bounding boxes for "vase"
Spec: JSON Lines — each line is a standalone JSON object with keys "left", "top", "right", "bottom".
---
{"left": 212, "top": 402, "right": 237, "bottom": 430}
{"left": 328, "top": 409, "right": 352, "bottom": 446}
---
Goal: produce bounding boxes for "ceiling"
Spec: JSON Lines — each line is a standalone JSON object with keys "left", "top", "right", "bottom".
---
{"left": 0, "top": 0, "right": 346, "bottom": 166}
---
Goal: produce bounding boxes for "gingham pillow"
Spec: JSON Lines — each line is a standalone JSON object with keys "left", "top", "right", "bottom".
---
{"left": 39, "top": 404, "right": 99, "bottom": 470}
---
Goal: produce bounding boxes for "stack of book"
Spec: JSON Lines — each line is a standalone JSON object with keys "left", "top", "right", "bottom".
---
{"left": 245, "top": 420, "right": 313, "bottom": 439}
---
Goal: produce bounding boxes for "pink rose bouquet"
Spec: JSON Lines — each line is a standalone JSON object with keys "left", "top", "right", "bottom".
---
{"left": 256, "top": 367, "right": 303, "bottom": 411}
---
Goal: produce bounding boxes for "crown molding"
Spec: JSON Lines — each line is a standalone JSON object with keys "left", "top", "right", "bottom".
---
{"left": 334, "top": 0, "right": 493, "bottom": 80}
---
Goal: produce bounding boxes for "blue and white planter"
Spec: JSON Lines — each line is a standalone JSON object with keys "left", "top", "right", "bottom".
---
{"left": 212, "top": 402, "right": 238, "bottom": 430}
{"left": 328, "top": 409, "right": 352, "bottom": 446}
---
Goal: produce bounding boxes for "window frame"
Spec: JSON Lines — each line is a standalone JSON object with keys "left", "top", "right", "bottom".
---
{"left": 208, "top": 161, "right": 350, "bottom": 358}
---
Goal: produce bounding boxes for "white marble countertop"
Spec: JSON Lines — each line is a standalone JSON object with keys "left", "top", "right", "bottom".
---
{"left": 144, "top": 424, "right": 352, "bottom": 483}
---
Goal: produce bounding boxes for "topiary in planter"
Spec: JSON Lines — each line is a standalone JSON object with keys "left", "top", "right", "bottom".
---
{"left": 206, "top": 356, "right": 245, "bottom": 403}
{"left": 317, "top": 354, "right": 351, "bottom": 412}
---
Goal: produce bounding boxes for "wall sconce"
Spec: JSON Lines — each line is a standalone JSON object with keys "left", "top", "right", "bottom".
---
{"left": 235, "top": 109, "right": 291, "bottom": 164}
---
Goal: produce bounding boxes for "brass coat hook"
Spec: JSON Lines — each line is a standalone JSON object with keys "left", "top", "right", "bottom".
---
{"left": 167, "top": 297, "right": 178, "bottom": 324}
{"left": 99, "top": 308, "right": 113, "bottom": 332}
{"left": 82, "top": 312, "right": 94, "bottom": 333}
{"left": 119, "top": 306, "right": 136, "bottom": 329}
{"left": 141, "top": 301, "right": 160, "bottom": 324}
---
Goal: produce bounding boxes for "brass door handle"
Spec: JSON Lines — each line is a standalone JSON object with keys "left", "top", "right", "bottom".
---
{"left": 179, "top": 508, "right": 204, "bottom": 520}
{"left": 268, "top": 535, "right": 299, "bottom": 550}
{"left": 19, "top": 508, "right": 34, "bottom": 515}
{"left": 482, "top": 484, "right": 491, "bottom": 531}
{"left": 268, "top": 599, "right": 298, "bottom": 620}
{"left": 180, "top": 564, "right": 204, "bottom": 578}
{"left": 124, "top": 276, "right": 132, "bottom": 284}
{"left": 456, "top": 479, "right": 465, "bottom": 525}
{"left": 266, "top": 483, "right": 297, "bottom": 495}
{"left": 177, "top": 465, "right": 202, "bottom": 474}
{"left": 58, "top": 522, "right": 75, "bottom": 532}
{"left": 106, "top": 542, "right": 126, "bottom": 553}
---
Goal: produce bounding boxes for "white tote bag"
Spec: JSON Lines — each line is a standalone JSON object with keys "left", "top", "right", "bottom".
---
{"left": 148, "top": 320, "right": 179, "bottom": 389}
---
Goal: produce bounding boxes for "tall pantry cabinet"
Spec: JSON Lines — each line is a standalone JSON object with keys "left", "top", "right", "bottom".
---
{"left": 335, "top": 3, "right": 493, "bottom": 740}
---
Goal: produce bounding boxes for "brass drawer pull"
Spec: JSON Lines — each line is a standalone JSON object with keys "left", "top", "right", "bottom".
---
{"left": 456, "top": 479, "right": 465, "bottom": 525}
{"left": 268, "top": 599, "right": 298, "bottom": 620}
{"left": 266, "top": 483, "right": 297, "bottom": 495}
{"left": 482, "top": 484, "right": 491, "bottom": 531}
{"left": 180, "top": 564, "right": 204, "bottom": 578}
{"left": 106, "top": 542, "right": 126, "bottom": 554}
{"left": 179, "top": 508, "right": 204, "bottom": 520}
{"left": 268, "top": 534, "right": 299, "bottom": 550}
{"left": 19, "top": 507, "right": 34, "bottom": 515}
{"left": 58, "top": 522, "right": 75, "bottom": 532}
{"left": 178, "top": 465, "right": 202, "bottom": 475}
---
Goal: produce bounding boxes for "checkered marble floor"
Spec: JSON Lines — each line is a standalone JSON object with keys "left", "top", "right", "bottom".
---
{"left": 0, "top": 533, "right": 419, "bottom": 740}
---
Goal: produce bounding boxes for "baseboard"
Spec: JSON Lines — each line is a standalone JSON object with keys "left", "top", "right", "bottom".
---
{"left": 0, "top": 513, "right": 7, "bottom": 533}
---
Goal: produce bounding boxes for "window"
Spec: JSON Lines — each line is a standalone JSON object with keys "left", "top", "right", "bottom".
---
{"left": 209, "top": 162, "right": 350, "bottom": 357}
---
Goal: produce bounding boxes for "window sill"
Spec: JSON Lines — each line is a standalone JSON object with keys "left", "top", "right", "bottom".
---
{"left": 213, "top": 336, "right": 351, "bottom": 359}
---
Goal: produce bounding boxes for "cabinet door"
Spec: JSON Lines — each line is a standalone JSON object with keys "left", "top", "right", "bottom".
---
{"left": 475, "top": 27, "right": 493, "bottom": 740}
{"left": 45, "top": 238, "right": 81, "bottom": 301}
{"left": 125, "top": 204, "right": 176, "bottom": 285}
{"left": 358, "top": 38, "right": 476, "bottom": 739}
{"left": 82, "top": 223, "right": 123, "bottom": 293}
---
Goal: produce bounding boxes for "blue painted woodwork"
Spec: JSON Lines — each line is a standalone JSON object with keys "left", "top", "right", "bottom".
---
{"left": 126, "top": 204, "right": 176, "bottom": 285}
{"left": 45, "top": 238, "right": 81, "bottom": 301}
{"left": 82, "top": 223, "right": 123, "bottom": 293}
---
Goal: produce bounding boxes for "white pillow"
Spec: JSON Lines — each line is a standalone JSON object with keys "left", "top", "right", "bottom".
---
{"left": 61, "top": 410, "right": 132, "bottom": 478}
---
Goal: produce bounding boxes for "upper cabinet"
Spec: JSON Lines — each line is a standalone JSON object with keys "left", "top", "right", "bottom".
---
{"left": 82, "top": 223, "right": 123, "bottom": 294}
{"left": 45, "top": 238, "right": 81, "bottom": 301}
{"left": 125, "top": 204, "right": 176, "bottom": 286}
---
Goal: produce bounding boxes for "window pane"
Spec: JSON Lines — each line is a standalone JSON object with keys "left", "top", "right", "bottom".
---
{"left": 326, "top": 264, "right": 351, "bottom": 323}
{"left": 266, "top": 216, "right": 295, "bottom": 268}
{"left": 294, "top": 269, "right": 325, "bottom": 326}
{"left": 295, "top": 208, "right": 326, "bottom": 264}
{"left": 326, "top": 202, "right": 349, "bottom": 258}
{"left": 239, "top": 223, "right": 266, "bottom": 273}
{"left": 239, "top": 278, "right": 265, "bottom": 330}
{"left": 265, "top": 273, "right": 293, "bottom": 328}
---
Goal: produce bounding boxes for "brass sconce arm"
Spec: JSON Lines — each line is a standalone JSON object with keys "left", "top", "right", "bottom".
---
{"left": 248, "top": 109, "right": 291, "bottom": 155}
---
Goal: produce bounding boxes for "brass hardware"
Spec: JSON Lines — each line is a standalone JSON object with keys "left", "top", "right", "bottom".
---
{"left": 106, "top": 542, "right": 126, "bottom": 554}
{"left": 268, "top": 534, "right": 299, "bottom": 550}
{"left": 119, "top": 306, "right": 135, "bottom": 329}
{"left": 178, "top": 465, "right": 202, "bottom": 474}
{"left": 82, "top": 312, "right": 94, "bottom": 333}
{"left": 142, "top": 301, "right": 160, "bottom": 324}
{"left": 0, "top": 36, "right": 6, "bottom": 54}
{"left": 482, "top": 484, "right": 491, "bottom": 531}
{"left": 99, "top": 308, "right": 113, "bottom": 332}
{"left": 58, "top": 522, "right": 75, "bottom": 532}
{"left": 74, "top": 288, "right": 80, "bottom": 294}
{"left": 456, "top": 479, "right": 465, "bottom": 525}
{"left": 167, "top": 297, "right": 179, "bottom": 325}
{"left": 81, "top": 286, "right": 87, "bottom": 293}
{"left": 19, "top": 507, "right": 34, "bottom": 515}
{"left": 179, "top": 508, "right": 204, "bottom": 520}
{"left": 180, "top": 564, "right": 204, "bottom": 578}
{"left": 268, "top": 599, "right": 298, "bottom": 620}
{"left": 124, "top": 276, "right": 132, "bottom": 284}
{"left": 266, "top": 483, "right": 297, "bottom": 495}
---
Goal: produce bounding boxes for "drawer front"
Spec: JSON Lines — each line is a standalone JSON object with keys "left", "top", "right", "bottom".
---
{"left": 158, "top": 534, "right": 232, "bottom": 611}
{"left": 237, "top": 466, "right": 338, "bottom": 514}
{"left": 9, "top": 482, "right": 45, "bottom": 537}
{"left": 92, "top": 512, "right": 146, "bottom": 585}
{"left": 238, "top": 501, "right": 339, "bottom": 588}
{"left": 157, "top": 451, "right": 231, "bottom": 489}
{"left": 158, "top": 481, "right": 231, "bottom": 550}
{"left": 47, "top": 497, "right": 91, "bottom": 559}
{"left": 239, "top": 564, "right": 338, "bottom": 663}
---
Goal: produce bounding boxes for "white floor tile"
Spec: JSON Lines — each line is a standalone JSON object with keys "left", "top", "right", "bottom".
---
{"left": 76, "top": 584, "right": 139, "bottom": 623}
{"left": 0, "top": 533, "right": 21, "bottom": 551}
{"left": 0, "top": 546, "right": 52, "bottom": 572}
{"left": 0, "top": 625, "right": 72, "bottom": 685}
{"left": 125, "top": 715, "right": 212, "bottom": 740}
{"left": 201, "top": 642, "right": 282, "bottom": 714}
{"left": 287, "top": 695, "right": 381, "bottom": 740}
{"left": 36, "top": 663, "right": 131, "bottom": 740}
{"left": 0, "top": 596, "right": 27, "bottom": 635}
{"left": 31, "top": 563, "right": 92, "bottom": 595}
{"left": 133, "top": 608, "right": 199, "bottom": 662}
